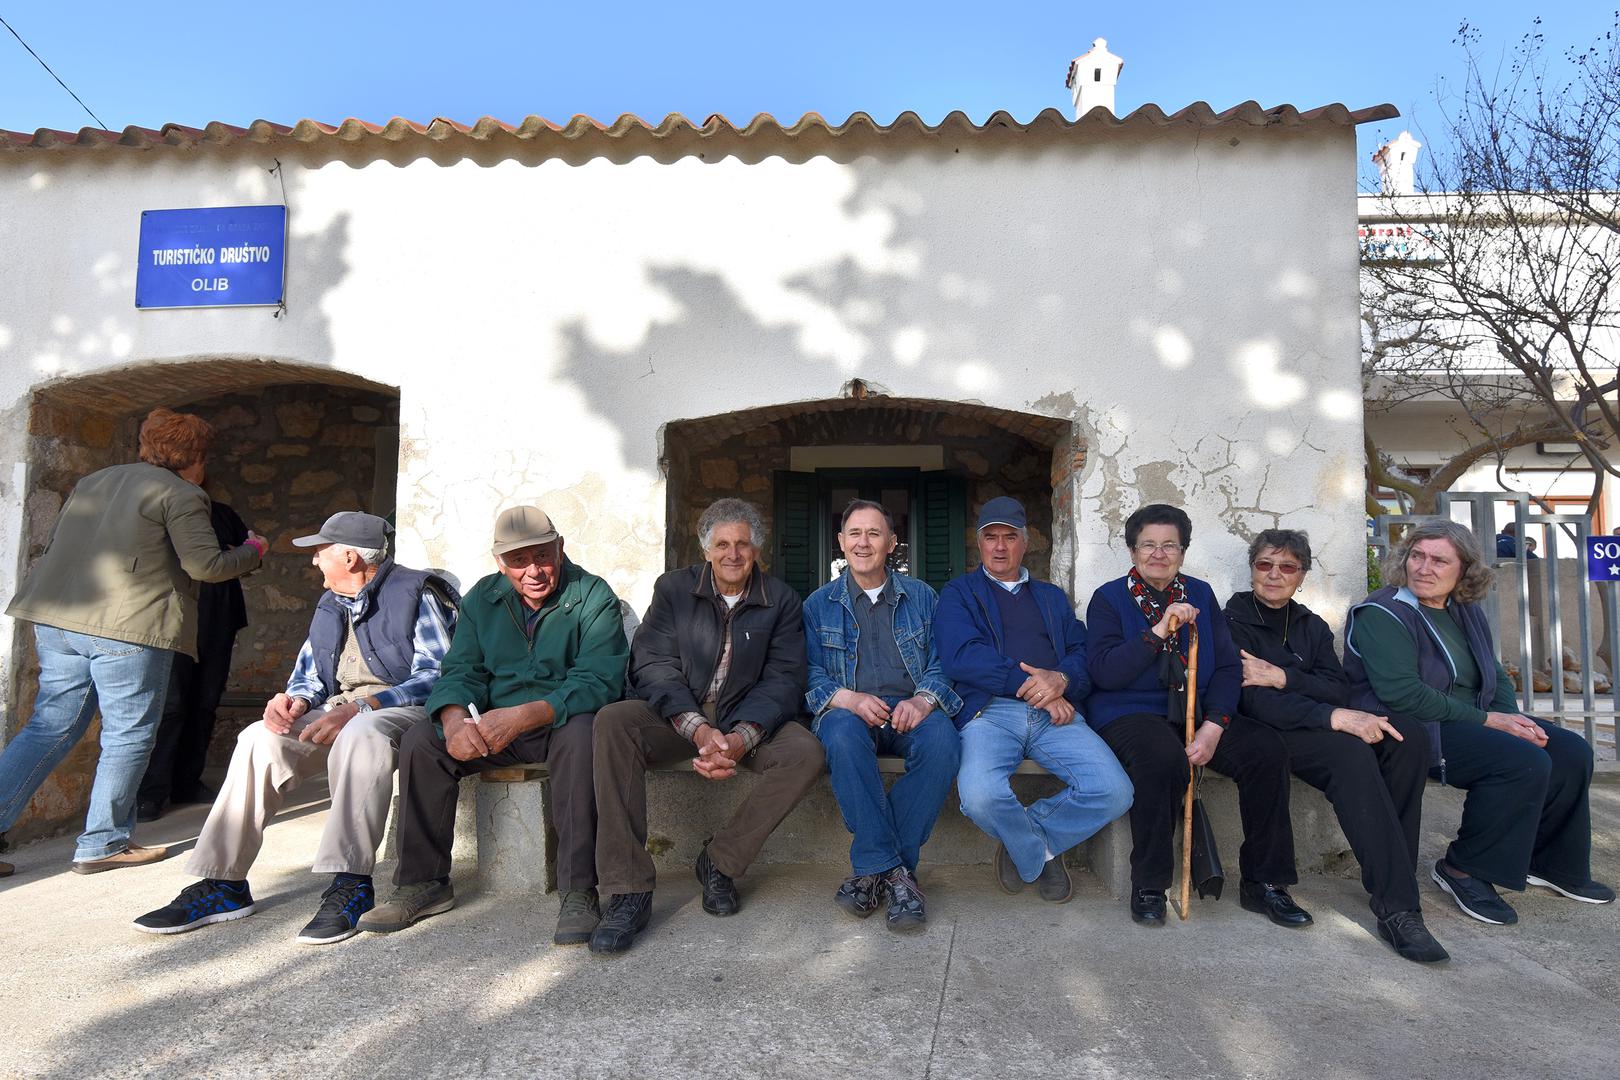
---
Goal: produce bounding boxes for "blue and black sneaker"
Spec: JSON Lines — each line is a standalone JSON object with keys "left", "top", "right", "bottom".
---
{"left": 133, "top": 879, "right": 256, "bottom": 935}
{"left": 296, "top": 875, "right": 375, "bottom": 945}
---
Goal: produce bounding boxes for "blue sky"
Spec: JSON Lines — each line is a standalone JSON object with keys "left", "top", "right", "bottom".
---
{"left": 1, "top": 1, "right": 1612, "bottom": 188}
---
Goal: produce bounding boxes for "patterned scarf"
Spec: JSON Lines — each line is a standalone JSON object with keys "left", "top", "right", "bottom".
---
{"left": 1127, "top": 567, "right": 1192, "bottom": 691}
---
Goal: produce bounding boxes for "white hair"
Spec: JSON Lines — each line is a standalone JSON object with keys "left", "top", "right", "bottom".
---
{"left": 341, "top": 541, "right": 388, "bottom": 567}
{"left": 698, "top": 498, "right": 766, "bottom": 551}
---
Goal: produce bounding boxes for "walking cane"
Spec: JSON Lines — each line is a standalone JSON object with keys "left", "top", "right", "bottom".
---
{"left": 1169, "top": 615, "right": 1200, "bottom": 920}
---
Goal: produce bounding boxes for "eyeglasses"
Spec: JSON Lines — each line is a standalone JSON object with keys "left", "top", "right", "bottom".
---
{"left": 1134, "top": 542, "right": 1183, "bottom": 555}
{"left": 1252, "top": 559, "right": 1304, "bottom": 576}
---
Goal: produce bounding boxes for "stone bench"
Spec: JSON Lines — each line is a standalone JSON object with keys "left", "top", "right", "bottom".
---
{"left": 383, "top": 753, "right": 1356, "bottom": 900}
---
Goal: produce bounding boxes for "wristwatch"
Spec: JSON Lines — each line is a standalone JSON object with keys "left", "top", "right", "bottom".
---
{"left": 354, "top": 699, "right": 374, "bottom": 714}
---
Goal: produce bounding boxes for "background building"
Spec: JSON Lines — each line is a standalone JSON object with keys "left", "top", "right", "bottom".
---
{"left": 0, "top": 52, "right": 1386, "bottom": 840}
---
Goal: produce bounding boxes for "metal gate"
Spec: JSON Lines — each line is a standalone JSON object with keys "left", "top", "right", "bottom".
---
{"left": 1371, "top": 491, "right": 1619, "bottom": 760}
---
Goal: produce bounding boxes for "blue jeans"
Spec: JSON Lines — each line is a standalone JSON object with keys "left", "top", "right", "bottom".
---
{"left": 0, "top": 626, "right": 174, "bottom": 860}
{"left": 956, "top": 697, "right": 1134, "bottom": 882}
{"left": 816, "top": 698, "right": 961, "bottom": 876}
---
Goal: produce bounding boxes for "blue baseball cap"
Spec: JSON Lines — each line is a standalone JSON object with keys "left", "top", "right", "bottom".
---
{"left": 976, "top": 496, "right": 1027, "bottom": 532}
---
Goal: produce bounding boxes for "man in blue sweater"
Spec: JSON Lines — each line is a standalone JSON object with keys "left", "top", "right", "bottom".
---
{"left": 936, "top": 497, "right": 1133, "bottom": 901}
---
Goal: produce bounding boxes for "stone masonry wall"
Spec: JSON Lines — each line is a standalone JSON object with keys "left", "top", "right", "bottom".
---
{"left": 3, "top": 383, "right": 397, "bottom": 845}
{"left": 666, "top": 402, "right": 1060, "bottom": 582}
{"left": 185, "top": 385, "right": 399, "bottom": 759}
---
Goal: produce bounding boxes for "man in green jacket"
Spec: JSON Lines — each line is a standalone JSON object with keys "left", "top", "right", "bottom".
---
{"left": 0, "top": 408, "right": 265, "bottom": 876}
{"left": 359, "top": 505, "right": 628, "bottom": 945}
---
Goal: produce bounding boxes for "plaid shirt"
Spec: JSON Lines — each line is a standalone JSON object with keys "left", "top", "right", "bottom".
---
{"left": 673, "top": 597, "right": 764, "bottom": 755}
{"left": 284, "top": 589, "right": 454, "bottom": 710}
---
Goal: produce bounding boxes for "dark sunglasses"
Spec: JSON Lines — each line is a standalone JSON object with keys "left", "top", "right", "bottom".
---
{"left": 1252, "top": 559, "right": 1304, "bottom": 576}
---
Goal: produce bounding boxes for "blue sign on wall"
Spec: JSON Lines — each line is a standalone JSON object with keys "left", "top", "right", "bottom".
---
{"left": 1586, "top": 536, "right": 1620, "bottom": 582}
{"left": 136, "top": 205, "right": 287, "bottom": 309}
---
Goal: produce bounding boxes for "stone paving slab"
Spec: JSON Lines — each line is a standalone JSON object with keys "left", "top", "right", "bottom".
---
{"left": 2, "top": 781, "right": 1617, "bottom": 1079}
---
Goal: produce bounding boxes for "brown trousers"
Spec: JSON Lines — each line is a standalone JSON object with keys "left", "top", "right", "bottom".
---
{"left": 593, "top": 698, "right": 824, "bottom": 895}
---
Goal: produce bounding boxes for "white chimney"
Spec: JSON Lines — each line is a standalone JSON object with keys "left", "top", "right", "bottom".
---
{"left": 1372, "top": 131, "right": 1422, "bottom": 195}
{"left": 1067, "top": 38, "right": 1124, "bottom": 119}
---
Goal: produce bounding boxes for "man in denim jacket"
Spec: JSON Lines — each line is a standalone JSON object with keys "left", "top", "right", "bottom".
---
{"left": 804, "top": 500, "right": 962, "bottom": 931}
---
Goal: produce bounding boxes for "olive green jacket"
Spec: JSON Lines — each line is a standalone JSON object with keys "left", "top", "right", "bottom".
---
{"left": 5, "top": 462, "right": 261, "bottom": 658}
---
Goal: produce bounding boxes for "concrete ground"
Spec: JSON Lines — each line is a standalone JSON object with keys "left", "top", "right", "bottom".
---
{"left": 3, "top": 778, "right": 1619, "bottom": 1080}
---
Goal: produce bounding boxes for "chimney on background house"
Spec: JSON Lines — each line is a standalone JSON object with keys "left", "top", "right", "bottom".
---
{"left": 1372, "top": 131, "right": 1422, "bottom": 195}
{"left": 1066, "top": 38, "right": 1124, "bottom": 119}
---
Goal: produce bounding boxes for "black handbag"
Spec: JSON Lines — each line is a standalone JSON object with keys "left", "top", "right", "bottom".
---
{"left": 1188, "top": 772, "right": 1225, "bottom": 901}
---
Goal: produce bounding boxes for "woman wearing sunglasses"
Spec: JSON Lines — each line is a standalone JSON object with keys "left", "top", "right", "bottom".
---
{"left": 1086, "top": 504, "right": 1306, "bottom": 929}
{"left": 1224, "top": 529, "right": 1448, "bottom": 964}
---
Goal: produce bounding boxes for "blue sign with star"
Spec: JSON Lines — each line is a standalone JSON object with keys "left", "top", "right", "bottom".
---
{"left": 1586, "top": 536, "right": 1620, "bottom": 582}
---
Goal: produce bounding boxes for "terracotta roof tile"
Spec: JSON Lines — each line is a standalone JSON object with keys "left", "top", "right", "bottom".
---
{"left": 0, "top": 103, "right": 1398, "bottom": 157}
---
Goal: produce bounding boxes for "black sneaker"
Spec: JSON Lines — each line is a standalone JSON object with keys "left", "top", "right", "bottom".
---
{"left": 834, "top": 874, "right": 883, "bottom": 919}
{"left": 695, "top": 840, "right": 740, "bottom": 917}
{"left": 135, "top": 799, "right": 165, "bottom": 823}
{"left": 1376, "top": 910, "right": 1449, "bottom": 963}
{"left": 1431, "top": 860, "right": 1518, "bottom": 925}
{"left": 1526, "top": 874, "right": 1617, "bottom": 905}
{"left": 133, "top": 879, "right": 255, "bottom": 935}
{"left": 296, "top": 876, "right": 375, "bottom": 945}
{"left": 588, "top": 892, "right": 654, "bottom": 955}
{"left": 882, "top": 866, "right": 927, "bottom": 933}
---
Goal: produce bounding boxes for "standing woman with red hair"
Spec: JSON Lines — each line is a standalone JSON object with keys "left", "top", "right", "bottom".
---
{"left": 0, "top": 408, "right": 268, "bottom": 876}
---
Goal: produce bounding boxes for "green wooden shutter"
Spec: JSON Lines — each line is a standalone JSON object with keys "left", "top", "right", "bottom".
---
{"left": 774, "top": 470, "right": 818, "bottom": 599}
{"left": 916, "top": 472, "right": 967, "bottom": 591}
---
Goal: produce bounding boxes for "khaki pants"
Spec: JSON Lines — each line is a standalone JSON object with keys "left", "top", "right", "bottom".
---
{"left": 184, "top": 706, "right": 426, "bottom": 880}
{"left": 593, "top": 699, "right": 824, "bottom": 895}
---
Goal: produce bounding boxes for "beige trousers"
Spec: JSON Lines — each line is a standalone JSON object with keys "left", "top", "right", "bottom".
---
{"left": 184, "top": 706, "right": 426, "bottom": 880}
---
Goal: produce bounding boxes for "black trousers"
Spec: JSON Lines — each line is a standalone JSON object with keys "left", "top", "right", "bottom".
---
{"left": 1099, "top": 712, "right": 1297, "bottom": 891}
{"left": 1440, "top": 717, "right": 1594, "bottom": 890}
{"left": 1279, "top": 717, "right": 1428, "bottom": 917}
{"left": 138, "top": 629, "right": 237, "bottom": 805}
{"left": 395, "top": 713, "right": 597, "bottom": 892}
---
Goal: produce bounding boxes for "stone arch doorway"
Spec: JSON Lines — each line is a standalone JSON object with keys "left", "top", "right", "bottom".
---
{"left": 8, "top": 358, "right": 399, "bottom": 844}
{"left": 661, "top": 397, "right": 1076, "bottom": 597}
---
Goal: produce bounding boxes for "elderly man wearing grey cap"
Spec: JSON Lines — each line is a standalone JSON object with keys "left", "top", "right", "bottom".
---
{"left": 935, "top": 497, "right": 1133, "bottom": 902}
{"left": 359, "top": 505, "right": 629, "bottom": 947}
{"left": 134, "top": 511, "right": 459, "bottom": 945}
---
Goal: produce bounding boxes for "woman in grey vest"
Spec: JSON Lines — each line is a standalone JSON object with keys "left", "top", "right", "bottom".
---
{"left": 1344, "top": 520, "right": 1613, "bottom": 926}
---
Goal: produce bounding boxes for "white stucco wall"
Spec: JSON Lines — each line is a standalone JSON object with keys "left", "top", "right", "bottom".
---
{"left": 0, "top": 124, "right": 1367, "bottom": 707}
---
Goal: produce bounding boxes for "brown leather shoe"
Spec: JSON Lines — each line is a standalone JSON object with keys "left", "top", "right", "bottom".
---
{"left": 0, "top": 860, "right": 13, "bottom": 877}
{"left": 70, "top": 844, "right": 169, "bottom": 875}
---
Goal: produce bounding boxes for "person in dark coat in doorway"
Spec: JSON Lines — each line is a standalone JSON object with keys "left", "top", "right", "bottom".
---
{"left": 137, "top": 499, "right": 251, "bottom": 820}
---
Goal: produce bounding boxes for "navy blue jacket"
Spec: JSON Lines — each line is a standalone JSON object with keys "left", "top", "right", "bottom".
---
{"left": 935, "top": 568, "right": 1090, "bottom": 729}
{"left": 1083, "top": 573, "right": 1240, "bottom": 732}
{"left": 1343, "top": 585, "right": 1498, "bottom": 771}
{"left": 308, "top": 559, "right": 458, "bottom": 698}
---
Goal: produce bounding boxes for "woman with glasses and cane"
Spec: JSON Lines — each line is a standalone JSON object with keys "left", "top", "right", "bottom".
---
{"left": 1085, "top": 504, "right": 1308, "bottom": 928}
{"left": 1224, "top": 529, "right": 1448, "bottom": 963}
